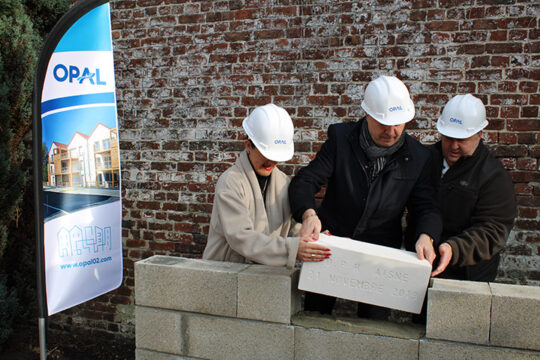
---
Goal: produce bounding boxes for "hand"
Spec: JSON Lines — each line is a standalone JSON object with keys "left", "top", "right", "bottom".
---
{"left": 298, "top": 209, "right": 321, "bottom": 239}
{"left": 296, "top": 235, "right": 331, "bottom": 262}
{"left": 415, "top": 233, "right": 436, "bottom": 267}
{"left": 431, "top": 243, "right": 452, "bottom": 277}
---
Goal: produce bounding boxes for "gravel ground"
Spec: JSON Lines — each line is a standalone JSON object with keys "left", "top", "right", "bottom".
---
{"left": 1, "top": 324, "right": 134, "bottom": 360}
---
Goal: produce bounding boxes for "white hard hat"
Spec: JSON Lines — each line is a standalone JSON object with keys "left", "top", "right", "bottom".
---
{"left": 437, "top": 94, "right": 488, "bottom": 139}
{"left": 242, "top": 103, "right": 294, "bottom": 162}
{"left": 361, "top": 75, "right": 415, "bottom": 126}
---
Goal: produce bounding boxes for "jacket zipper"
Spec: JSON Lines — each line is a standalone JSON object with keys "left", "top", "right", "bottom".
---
{"left": 353, "top": 150, "right": 410, "bottom": 238}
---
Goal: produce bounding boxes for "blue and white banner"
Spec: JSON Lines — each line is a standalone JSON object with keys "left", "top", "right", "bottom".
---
{"left": 38, "top": 1, "right": 122, "bottom": 316}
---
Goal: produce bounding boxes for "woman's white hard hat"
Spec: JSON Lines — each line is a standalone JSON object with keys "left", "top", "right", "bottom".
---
{"left": 242, "top": 103, "right": 294, "bottom": 162}
{"left": 361, "top": 75, "right": 415, "bottom": 126}
{"left": 437, "top": 94, "right": 488, "bottom": 139}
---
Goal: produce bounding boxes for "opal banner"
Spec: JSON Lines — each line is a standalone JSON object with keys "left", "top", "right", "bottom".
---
{"left": 34, "top": 0, "right": 122, "bottom": 316}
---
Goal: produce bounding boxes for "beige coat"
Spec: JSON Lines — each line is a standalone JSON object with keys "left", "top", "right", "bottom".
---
{"left": 203, "top": 151, "right": 300, "bottom": 268}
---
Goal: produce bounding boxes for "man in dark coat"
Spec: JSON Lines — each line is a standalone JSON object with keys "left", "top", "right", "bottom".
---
{"left": 289, "top": 76, "right": 442, "bottom": 317}
{"left": 425, "top": 94, "right": 516, "bottom": 281}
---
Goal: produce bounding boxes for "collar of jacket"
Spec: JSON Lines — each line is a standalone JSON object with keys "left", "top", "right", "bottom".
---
{"left": 434, "top": 140, "right": 487, "bottom": 181}
{"left": 237, "top": 150, "right": 288, "bottom": 235}
{"left": 238, "top": 150, "right": 273, "bottom": 201}
{"left": 348, "top": 117, "right": 412, "bottom": 173}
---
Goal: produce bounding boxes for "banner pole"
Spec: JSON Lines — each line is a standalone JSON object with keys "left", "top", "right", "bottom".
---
{"left": 33, "top": 54, "right": 48, "bottom": 359}
{"left": 38, "top": 317, "right": 47, "bottom": 360}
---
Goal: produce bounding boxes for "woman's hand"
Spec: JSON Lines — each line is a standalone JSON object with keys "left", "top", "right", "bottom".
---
{"left": 296, "top": 235, "right": 331, "bottom": 262}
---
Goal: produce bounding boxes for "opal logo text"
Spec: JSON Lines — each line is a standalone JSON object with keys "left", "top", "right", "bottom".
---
{"left": 449, "top": 117, "right": 463, "bottom": 125}
{"left": 274, "top": 139, "right": 287, "bottom": 144}
{"left": 388, "top": 106, "right": 403, "bottom": 112}
{"left": 53, "top": 64, "right": 107, "bottom": 85}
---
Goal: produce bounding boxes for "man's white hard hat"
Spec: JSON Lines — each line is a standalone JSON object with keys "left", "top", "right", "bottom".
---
{"left": 437, "top": 94, "right": 488, "bottom": 139}
{"left": 242, "top": 103, "right": 294, "bottom": 162}
{"left": 361, "top": 75, "right": 415, "bottom": 126}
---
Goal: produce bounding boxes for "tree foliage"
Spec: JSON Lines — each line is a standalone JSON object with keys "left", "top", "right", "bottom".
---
{"left": 0, "top": 0, "right": 39, "bottom": 264}
{"left": 0, "top": 0, "right": 70, "bottom": 349}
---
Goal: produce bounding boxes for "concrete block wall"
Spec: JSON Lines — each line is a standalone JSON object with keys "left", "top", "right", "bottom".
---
{"left": 135, "top": 256, "right": 540, "bottom": 360}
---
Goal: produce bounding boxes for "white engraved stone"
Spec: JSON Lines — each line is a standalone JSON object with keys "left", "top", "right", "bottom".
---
{"left": 298, "top": 234, "right": 432, "bottom": 314}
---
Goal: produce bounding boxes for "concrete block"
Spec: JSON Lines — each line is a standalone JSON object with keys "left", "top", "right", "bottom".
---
{"left": 490, "top": 282, "right": 540, "bottom": 351}
{"left": 237, "top": 264, "right": 301, "bottom": 324}
{"left": 298, "top": 234, "right": 431, "bottom": 314}
{"left": 419, "top": 339, "right": 540, "bottom": 360}
{"left": 184, "top": 313, "right": 294, "bottom": 360}
{"left": 294, "top": 326, "right": 419, "bottom": 360}
{"left": 135, "top": 255, "right": 248, "bottom": 317}
{"left": 136, "top": 349, "right": 194, "bottom": 360}
{"left": 135, "top": 306, "right": 184, "bottom": 355}
{"left": 426, "top": 279, "right": 491, "bottom": 345}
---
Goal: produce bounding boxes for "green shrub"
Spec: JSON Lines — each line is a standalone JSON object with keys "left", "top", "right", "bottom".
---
{"left": 0, "top": 274, "right": 17, "bottom": 351}
{"left": 0, "top": 0, "right": 70, "bottom": 348}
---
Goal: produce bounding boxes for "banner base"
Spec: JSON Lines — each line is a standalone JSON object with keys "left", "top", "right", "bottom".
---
{"left": 39, "top": 317, "right": 47, "bottom": 360}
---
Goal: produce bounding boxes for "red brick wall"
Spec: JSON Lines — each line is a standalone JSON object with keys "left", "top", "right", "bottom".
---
{"left": 50, "top": 0, "right": 539, "bottom": 339}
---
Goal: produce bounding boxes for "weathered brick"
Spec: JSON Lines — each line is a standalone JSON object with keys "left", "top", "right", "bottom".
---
{"left": 521, "top": 106, "right": 539, "bottom": 118}
{"left": 486, "top": 43, "right": 523, "bottom": 53}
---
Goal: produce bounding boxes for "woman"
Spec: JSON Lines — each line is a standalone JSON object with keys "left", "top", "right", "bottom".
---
{"left": 203, "top": 104, "right": 331, "bottom": 268}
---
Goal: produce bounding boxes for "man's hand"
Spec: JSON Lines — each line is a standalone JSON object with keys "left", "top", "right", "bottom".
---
{"left": 298, "top": 209, "right": 321, "bottom": 239}
{"left": 415, "top": 233, "right": 436, "bottom": 267}
{"left": 296, "top": 235, "right": 331, "bottom": 262}
{"left": 431, "top": 243, "right": 452, "bottom": 277}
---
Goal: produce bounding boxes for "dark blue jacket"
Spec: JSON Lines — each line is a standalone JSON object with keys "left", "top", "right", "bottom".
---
{"left": 289, "top": 118, "right": 441, "bottom": 249}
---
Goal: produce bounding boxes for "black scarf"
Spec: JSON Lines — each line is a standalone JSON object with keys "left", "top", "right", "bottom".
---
{"left": 358, "top": 119, "right": 405, "bottom": 183}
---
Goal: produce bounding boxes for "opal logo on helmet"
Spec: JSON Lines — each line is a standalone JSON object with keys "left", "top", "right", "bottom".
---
{"left": 274, "top": 139, "right": 287, "bottom": 145}
{"left": 449, "top": 117, "right": 463, "bottom": 125}
{"left": 388, "top": 106, "right": 403, "bottom": 112}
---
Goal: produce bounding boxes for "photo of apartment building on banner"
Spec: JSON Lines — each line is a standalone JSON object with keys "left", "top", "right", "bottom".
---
{"left": 46, "top": 123, "right": 119, "bottom": 189}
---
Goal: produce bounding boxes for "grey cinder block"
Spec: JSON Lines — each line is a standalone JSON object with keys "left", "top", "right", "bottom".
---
{"left": 135, "top": 306, "right": 184, "bottom": 355}
{"left": 237, "top": 264, "right": 301, "bottom": 324}
{"left": 490, "top": 282, "right": 540, "bottom": 351}
{"left": 419, "top": 339, "right": 540, "bottom": 360}
{"left": 135, "top": 255, "right": 248, "bottom": 317}
{"left": 294, "top": 326, "right": 419, "bottom": 360}
{"left": 184, "top": 313, "right": 294, "bottom": 360}
{"left": 426, "top": 279, "right": 491, "bottom": 345}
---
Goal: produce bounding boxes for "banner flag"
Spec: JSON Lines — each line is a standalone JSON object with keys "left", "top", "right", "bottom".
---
{"left": 33, "top": 0, "right": 122, "bottom": 316}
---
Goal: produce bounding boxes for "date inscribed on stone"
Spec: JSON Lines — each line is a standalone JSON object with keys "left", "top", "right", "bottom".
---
{"left": 298, "top": 234, "right": 431, "bottom": 314}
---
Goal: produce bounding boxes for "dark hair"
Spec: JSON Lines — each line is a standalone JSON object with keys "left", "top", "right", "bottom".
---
{"left": 244, "top": 135, "right": 255, "bottom": 147}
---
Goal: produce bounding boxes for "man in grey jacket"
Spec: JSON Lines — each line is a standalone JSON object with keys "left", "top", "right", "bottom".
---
{"left": 203, "top": 104, "right": 331, "bottom": 269}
